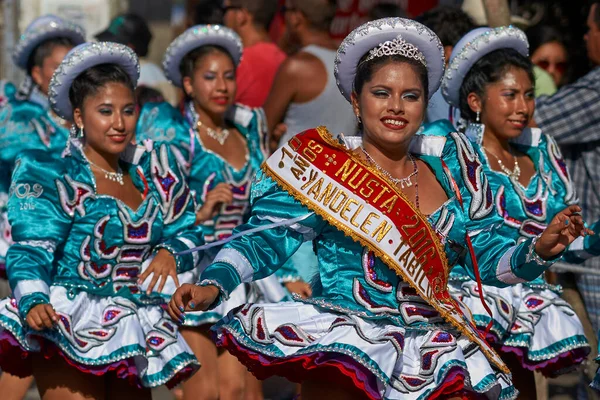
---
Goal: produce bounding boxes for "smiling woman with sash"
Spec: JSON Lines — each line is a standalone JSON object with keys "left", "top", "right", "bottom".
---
{"left": 169, "top": 18, "right": 588, "bottom": 399}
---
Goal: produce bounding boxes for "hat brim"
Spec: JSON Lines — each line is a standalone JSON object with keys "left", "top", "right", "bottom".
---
{"left": 442, "top": 27, "right": 529, "bottom": 108}
{"left": 49, "top": 42, "right": 140, "bottom": 121}
{"left": 13, "top": 25, "right": 85, "bottom": 70}
{"left": 163, "top": 25, "right": 243, "bottom": 88}
{"left": 335, "top": 18, "right": 445, "bottom": 102}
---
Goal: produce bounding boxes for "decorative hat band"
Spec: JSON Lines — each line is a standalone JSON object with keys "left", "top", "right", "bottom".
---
{"left": 361, "top": 35, "right": 427, "bottom": 67}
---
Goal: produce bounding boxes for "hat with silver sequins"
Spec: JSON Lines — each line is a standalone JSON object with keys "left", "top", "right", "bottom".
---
{"left": 13, "top": 15, "right": 85, "bottom": 71}
{"left": 334, "top": 18, "right": 445, "bottom": 102}
{"left": 441, "top": 26, "right": 529, "bottom": 108}
{"left": 48, "top": 42, "right": 140, "bottom": 120}
{"left": 163, "top": 24, "right": 243, "bottom": 88}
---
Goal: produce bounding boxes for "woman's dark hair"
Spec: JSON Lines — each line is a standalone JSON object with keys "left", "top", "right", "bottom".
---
{"left": 136, "top": 86, "right": 165, "bottom": 108}
{"left": 416, "top": 6, "right": 476, "bottom": 48}
{"left": 27, "top": 37, "right": 75, "bottom": 75}
{"left": 354, "top": 55, "right": 429, "bottom": 99}
{"left": 459, "top": 48, "right": 535, "bottom": 121}
{"left": 179, "top": 45, "right": 235, "bottom": 80}
{"left": 525, "top": 24, "right": 566, "bottom": 56}
{"left": 69, "top": 64, "right": 135, "bottom": 112}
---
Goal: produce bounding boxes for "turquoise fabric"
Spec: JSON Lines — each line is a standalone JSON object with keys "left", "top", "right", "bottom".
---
{"left": 199, "top": 121, "right": 551, "bottom": 324}
{"left": 137, "top": 102, "right": 302, "bottom": 286}
{"left": 0, "top": 81, "right": 69, "bottom": 210}
{"left": 6, "top": 140, "right": 204, "bottom": 316}
{"left": 136, "top": 102, "right": 268, "bottom": 243}
{"left": 450, "top": 128, "right": 600, "bottom": 283}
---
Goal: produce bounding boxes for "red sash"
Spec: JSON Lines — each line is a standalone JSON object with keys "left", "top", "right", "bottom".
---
{"left": 263, "top": 127, "right": 508, "bottom": 373}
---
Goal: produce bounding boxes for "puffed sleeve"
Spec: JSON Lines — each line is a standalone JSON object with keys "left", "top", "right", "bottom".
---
{"left": 537, "top": 134, "right": 600, "bottom": 263}
{"left": 439, "top": 123, "right": 560, "bottom": 286}
{"left": 136, "top": 102, "right": 194, "bottom": 177}
{"left": 198, "top": 170, "right": 326, "bottom": 302}
{"left": 6, "top": 152, "right": 73, "bottom": 316}
{"left": 146, "top": 143, "right": 205, "bottom": 272}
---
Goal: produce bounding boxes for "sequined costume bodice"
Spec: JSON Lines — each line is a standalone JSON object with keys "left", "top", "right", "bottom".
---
{"left": 6, "top": 140, "right": 204, "bottom": 316}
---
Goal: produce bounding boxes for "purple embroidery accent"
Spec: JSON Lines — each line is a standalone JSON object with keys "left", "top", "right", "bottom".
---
{"left": 525, "top": 297, "right": 544, "bottom": 309}
{"left": 59, "top": 315, "right": 71, "bottom": 334}
{"left": 405, "top": 306, "right": 439, "bottom": 319}
{"left": 147, "top": 336, "right": 165, "bottom": 347}
{"left": 114, "top": 266, "right": 140, "bottom": 279}
{"left": 104, "top": 309, "right": 121, "bottom": 322}
{"left": 403, "top": 376, "right": 427, "bottom": 387}
{"left": 155, "top": 170, "right": 177, "bottom": 202}
{"left": 162, "top": 322, "right": 175, "bottom": 333}
{"left": 500, "top": 300, "right": 510, "bottom": 314}
{"left": 432, "top": 331, "right": 452, "bottom": 343}
{"left": 173, "top": 187, "right": 189, "bottom": 216}
{"left": 127, "top": 223, "right": 149, "bottom": 239}
{"left": 422, "top": 350, "right": 438, "bottom": 370}
{"left": 384, "top": 331, "right": 405, "bottom": 351}
{"left": 524, "top": 199, "right": 544, "bottom": 217}
{"left": 275, "top": 325, "right": 304, "bottom": 343}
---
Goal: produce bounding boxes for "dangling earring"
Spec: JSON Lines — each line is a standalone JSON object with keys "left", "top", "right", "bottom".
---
{"left": 465, "top": 110, "right": 485, "bottom": 145}
{"left": 70, "top": 125, "right": 84, "bottom": 138}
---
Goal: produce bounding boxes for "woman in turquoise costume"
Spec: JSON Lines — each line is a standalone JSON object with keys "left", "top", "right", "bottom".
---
{"left": 0, "top": 14, "right": 85, "bottom": 399}
{"left": 0, "top": 15, "right": 85, "bottom": 276}
{"left": 136, "top": 25, "right": 302, "bottom": 399}
{"left": 0, "top": 42, "right": 205, "bottom": 399}
{"left": 168, "top": 18, "right": 588, "bottom": 399}
{"left": 441, "top": 27, "right": 595, "bottom": 399}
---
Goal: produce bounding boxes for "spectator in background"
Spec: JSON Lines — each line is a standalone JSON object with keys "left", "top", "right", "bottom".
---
{"left": 95, "top": 13, "right": 178, "bottom": 105}
{"left": 222, "top": 0, "right": 286, "bottom": 107}
{"left": 417, "top": 6, "right": 476, "bottom": 123}
{"left": 527, "top": 24, "right": 570, "bottom": 87}
{"left": 266, "top": 0, "right": 356, "bottom": 149}
{"left": 418, "top": 6, "right": 477, "bottom": 64}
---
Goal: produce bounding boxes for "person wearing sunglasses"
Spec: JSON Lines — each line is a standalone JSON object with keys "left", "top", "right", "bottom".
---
{"left": 527, "top": 24, "right": 570, "bottom": 88}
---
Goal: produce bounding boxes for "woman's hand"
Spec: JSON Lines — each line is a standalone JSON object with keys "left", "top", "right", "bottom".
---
{"left": 195, "top": 183, "right": 233, "bottom": 225}
{"left": 536, "top": 205, "right": 593, "bottom": 259}
{"left": 26, "top": 304, "right": 57, "bottom": 331}
{"left": 167, "top": 283, "right": 220, "bottom": 322}
{"left": 138, "top": 249, "right": 179, "bottom": 295}
{"left": 284, "top": 281, "right": 312, "bottom": 299}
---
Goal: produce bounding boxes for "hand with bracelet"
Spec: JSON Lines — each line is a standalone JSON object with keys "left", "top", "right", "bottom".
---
{"left": 534, "top": 205, "right": 592, "bottom": 261}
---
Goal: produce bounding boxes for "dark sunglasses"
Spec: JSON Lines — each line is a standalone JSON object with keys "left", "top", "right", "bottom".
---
{"left": 535, "top": 60, "right": 568, "bottom": 74}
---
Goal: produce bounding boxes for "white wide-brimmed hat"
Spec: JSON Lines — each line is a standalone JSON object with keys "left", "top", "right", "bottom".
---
{"left": 13, "top": 14, "right": 85, "bottom": 71}
{"left": 48, "top": 42, "right": 140, "bottom": 120}
{"left": 163, "top": 24, "right": 243, "bottom": 88}
{"left": 441, "top": 26, "right": 529, "bottom": 108}
{"left": 334, "top": 18, "right": 445, "bottom": 102}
